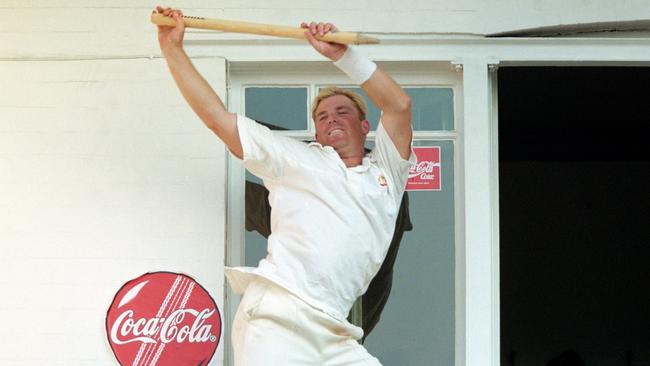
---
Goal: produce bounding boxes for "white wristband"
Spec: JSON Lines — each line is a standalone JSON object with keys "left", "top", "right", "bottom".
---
{"left": 333, "top": 47, "right": 377, "bottom": 85}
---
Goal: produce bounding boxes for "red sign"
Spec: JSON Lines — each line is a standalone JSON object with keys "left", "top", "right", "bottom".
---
{"left": 106, "top": 272, "right": 221, "bottom": 366}
{"left": 407, "top": 146, "right": 441, "bottom": 191}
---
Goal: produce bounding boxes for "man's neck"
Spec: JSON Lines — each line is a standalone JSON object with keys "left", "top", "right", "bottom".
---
{"left": 335, "top": 146, "right": 365, "bottom": 168}
{"left": 341, "top": 156, "right": 362, "bottom": 168}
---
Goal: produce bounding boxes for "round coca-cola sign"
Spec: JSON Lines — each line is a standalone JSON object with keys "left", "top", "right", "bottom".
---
{"left": 106, "top": 272, "right": 221, "bottom": 366}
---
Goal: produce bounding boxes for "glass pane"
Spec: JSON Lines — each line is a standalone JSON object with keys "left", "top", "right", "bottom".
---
{"left": 245, "top": 229, "right": 267, "bottom": 267}
{"left": 408, "top": 88, "right": 454, "bottom": 131}
{"left": 245, "top": 87, "right": 308, "bottom": 130}
{"left": 364, "top": 140, "right": 455, "bottom": 365}
{"left": 320, "top": 87, "right": 454, "bottom": 131}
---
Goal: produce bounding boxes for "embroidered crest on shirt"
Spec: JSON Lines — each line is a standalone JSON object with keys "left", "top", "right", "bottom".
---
{"left": 378, "top": 175, "right": 388, "bottom": 187}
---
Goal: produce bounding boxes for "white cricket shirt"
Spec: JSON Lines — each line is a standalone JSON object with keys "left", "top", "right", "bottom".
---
{"left": 225, "top": 115, "right": 415, "bottom": 321}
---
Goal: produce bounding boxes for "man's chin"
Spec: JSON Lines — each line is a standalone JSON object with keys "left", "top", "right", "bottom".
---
{"left": 324, "top": 137, "right": 347, "bottom": 149}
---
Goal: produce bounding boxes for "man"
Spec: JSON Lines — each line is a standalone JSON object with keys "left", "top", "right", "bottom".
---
{"left": 155, "top": 6, "right": 414, "bottom": 365}
{"left": 244, "top": 161, "right": 413, "bottom": 341}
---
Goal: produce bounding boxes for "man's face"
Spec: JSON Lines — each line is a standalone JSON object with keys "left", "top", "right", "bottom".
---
{"left": 314, "top": 94, "right": 369, "bottom": 150}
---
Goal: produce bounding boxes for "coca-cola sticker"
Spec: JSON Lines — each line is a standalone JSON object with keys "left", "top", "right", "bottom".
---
{"left": 407, "top": 146, "right": 441, "bottom": 191}
{"left": 106, "top": 272, "right": 221, "bottom": 366}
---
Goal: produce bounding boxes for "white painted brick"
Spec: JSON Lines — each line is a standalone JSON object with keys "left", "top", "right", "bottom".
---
{"left": 0, "top": 130, "right": 220, "bottom": 158}
{"left": 1, "top": 56, "right": 226, "bottom": 365}
{"left": 0, "top": 257, "right": 222, "bottom": 288}
{"left": 2, "top": 1, "right": 650, "bottom": 57}
{"left": 0, "top": 230, "right": 224, "bottom": 264}
{"left": 2, "top": 204, "right": 221, "bottom": 236}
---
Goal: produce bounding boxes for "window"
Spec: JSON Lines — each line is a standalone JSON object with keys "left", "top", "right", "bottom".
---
{"left": 244, "top": 87, "right": 309, "bottom": 130}
{"left": 336, "top": 87, "right": 455, "bottom": 131}
{"left": 227, "top": 62, "right": 461, "bottom": 366}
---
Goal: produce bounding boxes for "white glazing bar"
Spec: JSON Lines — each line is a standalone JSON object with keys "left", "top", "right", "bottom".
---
{"left": 462, "top": 59, "right": 497, "bottom": 366}
{"left": 224, "top": 76, "right": 246, "bottom": 366}
{"left": 224, "top": 154, "right": 245, "bottom": 366}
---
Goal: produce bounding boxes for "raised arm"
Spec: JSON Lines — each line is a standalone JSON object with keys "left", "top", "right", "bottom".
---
{"left": 302, "top": 22, "right": 412, "bottom": 159}
{"left": 155, "top": 6, "right": 242, "bottom": 158}
{"left": 359, "top": 67, "right": 412, "bottom": 159}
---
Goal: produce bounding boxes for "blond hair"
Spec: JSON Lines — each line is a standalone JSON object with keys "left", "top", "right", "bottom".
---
{"left": 311, "top": 87, "right": 368, "bottom": 122}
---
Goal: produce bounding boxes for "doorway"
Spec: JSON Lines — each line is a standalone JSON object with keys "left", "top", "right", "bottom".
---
{"left": 498, "top": 67, "right": 650, "bottom": 366}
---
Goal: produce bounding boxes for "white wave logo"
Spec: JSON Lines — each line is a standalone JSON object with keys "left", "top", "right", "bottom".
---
{"left": 110, "top": 308, "right": 217, "bottom": 345}
{"left": 408, "top": 161, "right": 439, "bottom": 180}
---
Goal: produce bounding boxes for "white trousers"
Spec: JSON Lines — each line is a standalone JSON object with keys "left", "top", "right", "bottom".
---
{"left": 232, "top": 277, "right": 382, "bottom": 366}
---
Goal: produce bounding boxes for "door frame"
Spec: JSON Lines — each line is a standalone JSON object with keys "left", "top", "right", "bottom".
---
{"left": 211, "top": 35, "right": 650, "bottom": 366}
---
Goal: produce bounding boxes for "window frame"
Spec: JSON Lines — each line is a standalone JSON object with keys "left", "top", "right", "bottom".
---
{"left": 213, "top": 35, "right": 650, "bottom": 366}
{"left": 224, "top": 61, "right": 465, "bottom": 366}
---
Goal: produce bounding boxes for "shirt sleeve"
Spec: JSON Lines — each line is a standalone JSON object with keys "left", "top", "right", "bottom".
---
{"left": 235, "top": 114, "right": 308, "bottom": 181}
{"left": 372, "top": 120, "right": 416, "bottom": 199}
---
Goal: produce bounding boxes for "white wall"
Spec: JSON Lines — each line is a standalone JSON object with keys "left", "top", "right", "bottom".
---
{"left": 2, "top": 0, "right": 650, "bottom": 59}
{"left": 0, "top": 56, "right": 228, "bottom": 364}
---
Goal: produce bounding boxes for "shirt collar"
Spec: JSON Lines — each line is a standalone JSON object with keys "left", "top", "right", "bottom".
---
{"left": 308, "top": 142, "right": 375, "bottom": 172}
